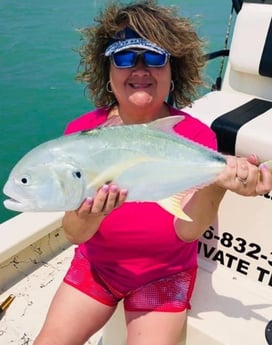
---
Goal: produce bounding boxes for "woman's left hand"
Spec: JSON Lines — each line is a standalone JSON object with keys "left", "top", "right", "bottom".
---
{"left": 216, "top": 155, "right": 272, "bottom": 196}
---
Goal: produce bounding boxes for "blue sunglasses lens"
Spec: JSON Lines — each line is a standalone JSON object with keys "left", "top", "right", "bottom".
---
{"left": 142, "top": 51, "right": 167, "bottom": 67}
{"left": 113, "top": 51, "right": 136, "bottom": 68}
{"left": 112, "top": 50, "right": 168, "bottom": 68}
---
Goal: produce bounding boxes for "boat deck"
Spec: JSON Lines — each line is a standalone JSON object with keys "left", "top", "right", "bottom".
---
{"left": 0, "top": 218, "right": 101, "bottom": 344}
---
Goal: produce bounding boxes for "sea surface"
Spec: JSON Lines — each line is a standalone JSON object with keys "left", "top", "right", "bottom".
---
{"left": 0, "top": 0, "right": 233, "bottom": 222}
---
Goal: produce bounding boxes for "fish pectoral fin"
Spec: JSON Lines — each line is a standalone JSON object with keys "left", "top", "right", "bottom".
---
{"left": 101, "top": 115, "right": 123, "bottom": 127}
{"left": 87, "top": 155, "right": 159, "bottom": 190}
{"left": 157, "top": 193, "right": 193, "bottom": 222}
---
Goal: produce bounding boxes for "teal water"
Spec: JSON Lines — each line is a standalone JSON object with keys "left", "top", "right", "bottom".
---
{"left": 0, "top": 0, "right": 232, "bottom": 222}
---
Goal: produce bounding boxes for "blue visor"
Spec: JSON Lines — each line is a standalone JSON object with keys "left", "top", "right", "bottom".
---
{"left": 105, "top": 27, "right": 169, "bottom": 57}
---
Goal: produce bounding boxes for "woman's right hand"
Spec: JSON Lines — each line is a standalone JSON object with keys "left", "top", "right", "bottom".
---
{"left": 62, "top": 184, "right": 128, "bottom": 244}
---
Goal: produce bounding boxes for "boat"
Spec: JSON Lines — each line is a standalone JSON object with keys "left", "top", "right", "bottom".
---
{"left": 1, "top": 1, "right": 272, "bottom": 344}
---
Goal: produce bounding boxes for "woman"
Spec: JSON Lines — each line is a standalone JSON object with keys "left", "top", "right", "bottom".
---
{"left": 34, "top": 1, "right": 272, "bottom": 344}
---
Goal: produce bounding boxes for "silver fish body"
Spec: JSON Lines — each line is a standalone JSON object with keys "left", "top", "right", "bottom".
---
{"left": 3, "top": 116, "right": 226, "bottom": 219}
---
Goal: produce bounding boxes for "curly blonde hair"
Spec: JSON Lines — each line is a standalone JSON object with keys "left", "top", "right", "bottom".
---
{"left": 77, "top": 0, "right": 205, "bottom": 108}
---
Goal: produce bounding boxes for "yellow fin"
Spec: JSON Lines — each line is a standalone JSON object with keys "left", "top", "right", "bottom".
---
{"left": 158, "top": 193, "right": 192, "bottom": 222}
{"left": 87, "top": 155, "right": 159, "bottom": 190}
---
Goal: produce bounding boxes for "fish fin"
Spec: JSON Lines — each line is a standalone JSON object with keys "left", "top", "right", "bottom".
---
{"left": 158, "top": 192, "right": 193, "bottom": 222}
{"left": 101, "top": 115, "right": 124, "bottom": 127}
{"left": 87, "top": 155, "right": 158, "bottom": 190}
{"left": 100, "top": 115, "right": 184, "bottom": 133}
{"left": 146, "top": 115, "right": 185, "bottom": 135}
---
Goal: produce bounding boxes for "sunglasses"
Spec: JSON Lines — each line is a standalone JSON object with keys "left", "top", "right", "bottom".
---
{"left": 111, "top": 50, "right": 170, "bottom": 68}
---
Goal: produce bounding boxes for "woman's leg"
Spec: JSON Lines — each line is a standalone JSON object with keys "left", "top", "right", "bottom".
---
{"left": 125, "top": 309, "right": 187, "bottom": 345}
{"left": 123, "top": 270, "right": 195, "bottom": 345}
{"left": 34, "top": 282, "right": 116, "bottom": 345}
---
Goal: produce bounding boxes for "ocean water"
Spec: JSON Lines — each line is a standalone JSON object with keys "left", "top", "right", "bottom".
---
{"left": 0, "top": 0, "right": 232, "bottom": 222}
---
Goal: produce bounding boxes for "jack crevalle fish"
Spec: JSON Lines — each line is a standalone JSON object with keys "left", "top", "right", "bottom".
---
{"left": 3, "top": 115, "right": 227, "bottom": 221}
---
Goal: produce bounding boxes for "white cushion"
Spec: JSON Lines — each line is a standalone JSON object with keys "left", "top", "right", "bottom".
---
{"left": 229, "top": 3, "right": 272, "bottom": 75}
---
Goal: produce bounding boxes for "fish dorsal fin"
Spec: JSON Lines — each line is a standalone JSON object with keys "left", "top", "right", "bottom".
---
{"left": 157, "top": 192, "right": 193, "bottom": 222}
{"left": 146, "top": 115, "right": 185, "bottom": 135}
{"left": 101, "top": 115, "right": 124, "bottom": 127}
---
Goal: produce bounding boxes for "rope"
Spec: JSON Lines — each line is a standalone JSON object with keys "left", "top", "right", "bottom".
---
{"left": 212, "top": 2, "right": 237, "bottom": 90}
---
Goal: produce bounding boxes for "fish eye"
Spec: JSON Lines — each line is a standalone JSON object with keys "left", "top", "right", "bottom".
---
{"left": 72, "top": 171, "right": 82, "bottom": 179}
{"left": 18, "top": 176, "right": 31, "bottom": 185}
{"left": 21, "top": 177, "right": 28, "bottom": 184}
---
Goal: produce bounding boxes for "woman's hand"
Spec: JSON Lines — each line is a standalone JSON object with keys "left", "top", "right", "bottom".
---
{"left": 174, "top": 154, "right": 272, "bottom": 242}
{"left": 215, "top": 155, "right": 272, "bottom": 196}
{"left": 62, "top": 184, "right": 128, "bottom": 244}
{"left": 78, "top": 184, "right": 128, "bottom": 216}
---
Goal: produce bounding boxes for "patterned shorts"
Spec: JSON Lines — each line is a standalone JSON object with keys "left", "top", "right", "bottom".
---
{"left": 64, "top": 248, "right": 197, "bottom": 312}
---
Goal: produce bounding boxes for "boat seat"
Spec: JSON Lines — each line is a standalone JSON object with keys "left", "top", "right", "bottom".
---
{"left": 229, "top": 1, "right": 272, "bottom": 80}
{"left": 184, "top": 0, "right": 272, "bottom": 161}
{"left": 183, "top": 91, "right": 272, "bottom": 161}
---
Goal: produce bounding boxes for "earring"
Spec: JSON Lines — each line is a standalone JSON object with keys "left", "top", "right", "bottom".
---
{"left": 106, "top": 81, "right": 113, "bottom": 93}
{"left": 170, "top": 80, "right": 175, "bottom": 93}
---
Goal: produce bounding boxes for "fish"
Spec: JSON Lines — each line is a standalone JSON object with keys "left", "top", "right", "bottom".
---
{"left": 3, "top": 115, "right": 228, "bottom": 221}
